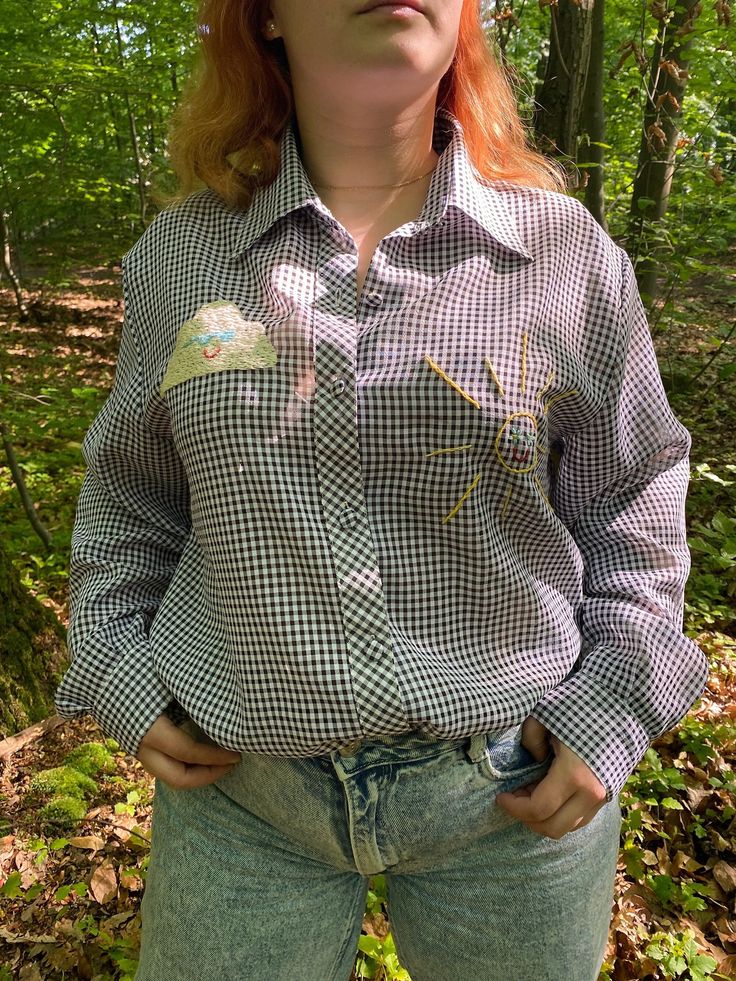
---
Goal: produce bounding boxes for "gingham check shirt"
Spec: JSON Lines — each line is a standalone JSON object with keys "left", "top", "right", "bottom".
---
{"left": 53, "top": 109, "right": 708, "bottom": 801}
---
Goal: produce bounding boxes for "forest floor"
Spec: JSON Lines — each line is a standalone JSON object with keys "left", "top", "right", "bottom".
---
{"left": 0, "top": 245, "right": 735, "bottom": 981}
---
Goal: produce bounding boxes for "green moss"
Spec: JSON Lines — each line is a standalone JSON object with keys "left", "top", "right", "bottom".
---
{"left": 106, "top": 776, "right": 140, "bottom": 794}
{"left": 29, "top": 765, "right": 98, "bottom": 800}
{"left": 40, "top": 795, "right": 87, "bottom": 828}
{"left": 65, "top": 741, "right": 117, "bottom": 777}
{"left": 0, "top": 541, "right": 68, "bottom": 737}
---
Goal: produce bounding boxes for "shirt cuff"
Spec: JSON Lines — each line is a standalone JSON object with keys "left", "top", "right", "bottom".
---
{"left": 54, "top": 632, "right": 174, "bottom": 758}
{"left": 529, "top": 671, "right": 651, "bottom": 802}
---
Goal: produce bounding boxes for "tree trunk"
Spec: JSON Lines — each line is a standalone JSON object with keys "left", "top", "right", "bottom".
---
{"left": 0, "top": 541, "right": 67, "bottom": 739}
{"left": 0, "top": 208, "right": 29, "bottom": 321}
{"left": 1, "top": 420, "right": 52, "bottom": 550}
{"left": 90, "top": 23, "right": 124, "bottom": 157}
{"left": 112, "top": 4, "right": 148, "bottom": 229}
{"left": 533, "top": 0, "right": 596, "bottom": 186}
{"left": 581, "top": 0, "right": 607, "bottom": 230}
{"left": 628, "top": 0, "right": 702, "bottom": 300}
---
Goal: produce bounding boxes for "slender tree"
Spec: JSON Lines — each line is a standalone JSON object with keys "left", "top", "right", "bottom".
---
{"left": 581, "top": 0, "right": 607, "bottom": 228}
{"left": 628, "top": 0, "right": 703, "bottom": 299}
{"left": 534, "top": 0, "right": 596, "bottom": 185}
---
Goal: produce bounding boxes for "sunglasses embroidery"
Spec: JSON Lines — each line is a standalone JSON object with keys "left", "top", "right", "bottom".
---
{"left": 160, "top": 301, "right": 278, "bottom": 396}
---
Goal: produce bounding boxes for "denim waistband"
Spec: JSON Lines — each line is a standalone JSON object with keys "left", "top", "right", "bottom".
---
{"left": 328, "top": 725, "right": 519, "bottom": 779}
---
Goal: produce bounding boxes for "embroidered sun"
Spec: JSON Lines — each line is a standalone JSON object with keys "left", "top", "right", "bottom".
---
{"left": 424, "top": 334, "right": 578, "bottom": 523}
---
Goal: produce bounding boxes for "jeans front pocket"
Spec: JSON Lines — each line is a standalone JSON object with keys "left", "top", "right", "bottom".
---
{"left": 479, "top": 723, "right": 554, "bottom": 783}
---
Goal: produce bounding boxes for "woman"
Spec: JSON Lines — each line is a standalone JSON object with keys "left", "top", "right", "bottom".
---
{"left": 54, "top": 2, "right": 708, "bottom": 979}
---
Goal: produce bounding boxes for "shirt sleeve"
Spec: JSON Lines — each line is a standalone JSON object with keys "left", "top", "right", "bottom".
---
{"left": 53, "top": 258, "right": 192, "bottom": 756}
{"left": 529, "top": 244, "right": 709, "bottom": 802}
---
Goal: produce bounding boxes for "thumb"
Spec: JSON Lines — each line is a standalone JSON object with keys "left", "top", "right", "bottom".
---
{"left": 521, "top": 716, "right": 551, "bottom": 762}
{"left": 140, "top": 714, "right": 242, "bottom": 764}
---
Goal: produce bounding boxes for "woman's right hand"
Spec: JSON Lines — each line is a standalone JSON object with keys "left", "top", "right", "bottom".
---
{"left": 135, "top": 714, "right": 243, "bottom": 789}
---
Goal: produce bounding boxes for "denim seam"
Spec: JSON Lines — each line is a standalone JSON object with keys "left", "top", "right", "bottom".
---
{"left": 479, "top": 750, "right": 554, "bottom": 782}
{"left": 332, "top": 745, "right": 463, "bottom": 781}
{"left": 326, "top": 875, "right": 368, "bottom": 981}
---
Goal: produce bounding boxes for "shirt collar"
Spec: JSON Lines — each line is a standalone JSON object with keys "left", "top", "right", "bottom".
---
{"left": 228, "top": 108, "right": 533, "bottom": 262}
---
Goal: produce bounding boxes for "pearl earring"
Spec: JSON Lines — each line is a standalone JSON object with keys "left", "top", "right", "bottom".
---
{"left": 267, "top": 21, "right": 277, "bottom": 34}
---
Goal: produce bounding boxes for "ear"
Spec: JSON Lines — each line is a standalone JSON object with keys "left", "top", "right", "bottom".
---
{"left": 261, "top": 16, "right": 282, "bottom": 40}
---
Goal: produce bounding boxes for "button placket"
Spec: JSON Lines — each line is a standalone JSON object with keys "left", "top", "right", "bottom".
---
{"left": 311, "top": 321, "right": 406, "bottom": 733}
{"left": 338, "top": 504, "right": 357, "bottom": 530}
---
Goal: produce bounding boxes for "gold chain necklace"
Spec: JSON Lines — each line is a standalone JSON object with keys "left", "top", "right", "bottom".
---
{"left": 311, "top": 166, "right": 436, "bottom": 192}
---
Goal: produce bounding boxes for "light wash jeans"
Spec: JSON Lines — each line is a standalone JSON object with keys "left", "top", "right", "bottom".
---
{"left": 135, "top": 720, "right": 621, "bottom": 981}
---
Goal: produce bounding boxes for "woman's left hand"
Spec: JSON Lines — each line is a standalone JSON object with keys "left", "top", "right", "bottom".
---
{"left": 495, "top": 717, "right": 607, "bottom": 839}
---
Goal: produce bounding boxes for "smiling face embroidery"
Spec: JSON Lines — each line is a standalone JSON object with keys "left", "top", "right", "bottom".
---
{"left": 495, "top": 412, "right": 538, "bottom": 474}
{"left": 424, "top": 333, "right": 578, "bottom": 523}
{"left": 160, "top": 301, "right": 278, "bottom": 397}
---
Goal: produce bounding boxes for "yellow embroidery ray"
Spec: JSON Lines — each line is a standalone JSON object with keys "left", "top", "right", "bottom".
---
{"left": 441, "top": 473, "right": 482, "bottom": 524}
{"left": 501, "top": 487, "right": 513, "bottom": 520}
{"left": 425, "top": 444, "right": 473, "bottom": 458}
{"left": 520, "top": 333, "right": 528, "bottom": 395}
{"left": 424, "top": 355, "right": 480, "bottom": 409}
{"left": 535, "top": 370, "right": 555, "bottom": 403}
{"left": 534, "top": 476, "right": 553, "bottom": 510}
{"left": 543, "top": 389, "right": 579, "bottom": 415}
{"left": 484, "top": 358, "right": 505, "bottom": 398}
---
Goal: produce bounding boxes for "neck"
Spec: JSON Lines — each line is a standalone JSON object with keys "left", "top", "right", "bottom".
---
{"left": 293, "top": 93, "right": 440, "bottom": 199}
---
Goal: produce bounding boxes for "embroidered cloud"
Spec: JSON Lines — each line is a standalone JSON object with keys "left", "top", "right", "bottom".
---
{"left": 160, "top": 301, "right": 278, "bottom": 396}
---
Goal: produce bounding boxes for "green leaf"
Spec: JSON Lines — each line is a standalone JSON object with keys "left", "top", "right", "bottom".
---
{"left": 24, "top": 882, "right": 44, "bottom": 901}
{"left": 648, "top": 874, "right": 677, "bottom": 905}
{"left": 0, "top": 872, "right": 23, "bottom": 898}
{"left": 689, "top": 953, "right": 718, "bottom": 981}
{"left": 357, "top": 935, "right": 382, "bottom": 958}
{"left": 661, "top": 796, "right": 684, "bottom": 809}
{"left": 711, "top": 511, "right": 735, "bottom": 536}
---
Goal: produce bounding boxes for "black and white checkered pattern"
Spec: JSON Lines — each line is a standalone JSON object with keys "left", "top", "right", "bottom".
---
{"left": 53, "top": 110, "right": 708, "bottom": 801}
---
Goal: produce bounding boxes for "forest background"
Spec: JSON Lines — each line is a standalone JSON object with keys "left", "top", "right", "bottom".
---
{"left": 0, "top": 0, "right": 735, "bottom": 979}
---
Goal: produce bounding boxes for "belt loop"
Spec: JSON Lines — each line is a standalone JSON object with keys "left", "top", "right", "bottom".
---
{"left": 465, "top": 733, "right": 488, "bottom": 764}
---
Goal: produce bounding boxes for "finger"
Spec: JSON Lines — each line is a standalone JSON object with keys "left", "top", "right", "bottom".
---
{"left": 137, "top": 745, "right": 241, "bottom": 789}
{"left": 141, "top": 718, "right": 242, "bottom": 765}
{"left": 520, "top": 717, "right": 551, "bottom": 762}
{"left": 516, "top": 791, "right": 606, "bottom": 840}
{"left": 497, "top": 778, "right": 544, "bottom": 800}
{"left": 167, "top": 736, "right": 242, "bottom": 766}
{"left": 496, "top": 769, "right": 574, "bottom": 823}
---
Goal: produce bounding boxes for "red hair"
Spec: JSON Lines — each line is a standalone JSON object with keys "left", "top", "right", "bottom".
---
{"left": 162, "top": 0, "right": 566, "bottom": 209}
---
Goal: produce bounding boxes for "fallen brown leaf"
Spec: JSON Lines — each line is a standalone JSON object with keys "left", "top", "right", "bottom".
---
{"left": 0, "top": 927, "right": 56, "bottom": 944}
{"left": 713, "top": 860, "right": 736, "bottom": 894}
{"left": 69, "top": 835, "right": 105, "bottom": 852}
{"left": 670, "top": 850, "right": 703, "bottom": 875}
{"left": 89, "top": 859, "right": 117, "bottom": 904}
{"left": 716, "top": 954, "right": 736, "bottom": 980}
{"left": 18, "top": 962, "right": 43, "bottom": 980}
{"left": 102, "top": 910, "right": 137, "bottom": 930}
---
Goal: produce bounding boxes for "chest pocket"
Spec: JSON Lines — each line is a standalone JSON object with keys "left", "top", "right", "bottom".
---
{"left": 160, "top": 301, "right": 279, "bottom": 396}
{"left": 161, "top": 302, "right": 315, "bottom": 463}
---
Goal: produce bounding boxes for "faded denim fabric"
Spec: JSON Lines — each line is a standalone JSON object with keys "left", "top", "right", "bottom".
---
{"left": 135, "top": 721, "right": 621, "bottom": 981}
